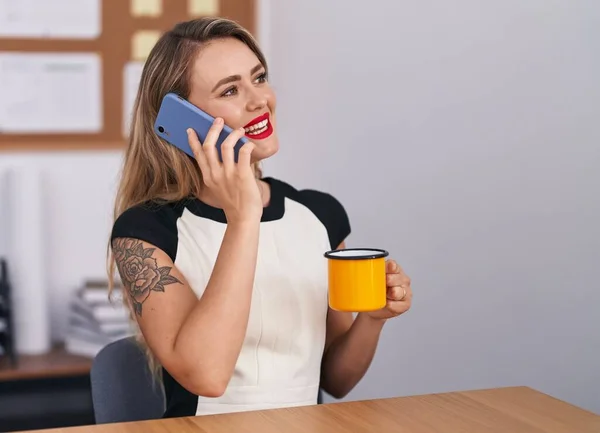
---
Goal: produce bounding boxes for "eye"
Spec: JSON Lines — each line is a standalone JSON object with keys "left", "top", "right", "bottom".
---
{"left": 221, "top": 86, "right": 238, "bottom": 97}
{"left": 254, "top": 72, "right": 268, "bottom": 84}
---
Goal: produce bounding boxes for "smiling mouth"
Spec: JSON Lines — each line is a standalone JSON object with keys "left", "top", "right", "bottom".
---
{"left": 243, "top": 113, "right": 273, "bottom": 139}
{"left": 244, "top": 118, "right": 269, "bottom": 136}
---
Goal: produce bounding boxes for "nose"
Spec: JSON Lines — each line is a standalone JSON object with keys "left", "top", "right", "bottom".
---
{"left": 246, "top": 87, "right": 268, "bottom": 112}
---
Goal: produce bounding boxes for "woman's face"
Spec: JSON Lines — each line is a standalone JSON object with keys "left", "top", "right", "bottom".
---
{"left": 188, "top": 37, "right": 278, "bottom": 162}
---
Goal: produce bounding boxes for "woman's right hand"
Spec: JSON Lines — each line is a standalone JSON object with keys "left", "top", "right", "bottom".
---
{"left": 187, "top": 118, "right": 263, "bottom": 224}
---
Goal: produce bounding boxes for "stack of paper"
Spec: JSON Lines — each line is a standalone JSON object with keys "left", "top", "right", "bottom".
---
{"left": 64, "top": 280, "right": 134, "bottom": 358}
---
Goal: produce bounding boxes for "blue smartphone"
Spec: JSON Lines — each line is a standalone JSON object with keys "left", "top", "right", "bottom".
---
{"left": 154, "top": 92, "right": 248, "bottom": 162}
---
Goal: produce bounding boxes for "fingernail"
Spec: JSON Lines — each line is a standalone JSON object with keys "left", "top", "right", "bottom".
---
{"left": 215, "top": 118, "right": 223, "bottom": 125}
{"left": 186, "top": 128, "right": 192, "bottom": 135}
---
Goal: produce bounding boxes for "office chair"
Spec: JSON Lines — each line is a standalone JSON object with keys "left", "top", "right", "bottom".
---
{"left": 90, "top": 337, "right": 326, "bottom": 424}
{"left": 90, "top": 337, "right": 165, "bottom": 424}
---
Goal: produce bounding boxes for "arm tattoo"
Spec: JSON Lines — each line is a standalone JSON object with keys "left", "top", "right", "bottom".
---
{"left": 112, "top": 238, "right": 182, "bottom": 317}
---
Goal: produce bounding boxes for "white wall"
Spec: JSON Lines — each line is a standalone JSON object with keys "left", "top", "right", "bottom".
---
{"left": 0, "top": 0, "right": 598, "bottom": 415}
{"left": 264, "top": 0, "right": 600, "bottom": 414}
{"left": 0, "top": 152, "right": 123, "bottom": 339}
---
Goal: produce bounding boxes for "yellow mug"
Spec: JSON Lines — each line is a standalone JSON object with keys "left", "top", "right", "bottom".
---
{"left": 324, "top": 248, "right": 389, "bottom": 312}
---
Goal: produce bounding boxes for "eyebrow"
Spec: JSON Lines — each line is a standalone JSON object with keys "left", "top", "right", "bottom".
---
{"left": 211, "top": 63, "right": 265, "bottom": 92}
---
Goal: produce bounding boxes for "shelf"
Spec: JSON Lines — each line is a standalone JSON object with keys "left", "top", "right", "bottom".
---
{"left": 0, "top": 344, "right": 92, "bottom": 382}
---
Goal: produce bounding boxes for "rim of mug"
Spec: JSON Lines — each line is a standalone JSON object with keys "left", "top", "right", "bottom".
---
{"left": 324, "top": 248, "right": 389, "bottom": 260}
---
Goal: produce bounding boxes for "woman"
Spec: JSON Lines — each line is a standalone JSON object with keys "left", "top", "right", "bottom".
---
{"left": 109, "top": 17, "right": 412, "bottom": 418}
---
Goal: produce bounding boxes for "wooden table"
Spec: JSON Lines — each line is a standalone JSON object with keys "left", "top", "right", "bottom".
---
{"left": 18, "top": 386, "right": 600, "bottom": 433}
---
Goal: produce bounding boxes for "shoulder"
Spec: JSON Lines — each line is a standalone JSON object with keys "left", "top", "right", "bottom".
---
{"left": 269, "top": 178, "right": 351, "bottom": 249}
{"left": 111, "top": 200, "right": 187, "bottom": 262}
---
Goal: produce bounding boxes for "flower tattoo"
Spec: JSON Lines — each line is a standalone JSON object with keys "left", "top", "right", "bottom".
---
{"left": 112, "top": 238, "right": 182, "bottom": 317}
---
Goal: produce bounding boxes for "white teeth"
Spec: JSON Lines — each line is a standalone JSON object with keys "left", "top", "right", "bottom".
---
{"left": 245, "top": 119, "right": 269, "bottom": 134}
{"left": 246, "top": 123, "right": 268, "bottom": 135}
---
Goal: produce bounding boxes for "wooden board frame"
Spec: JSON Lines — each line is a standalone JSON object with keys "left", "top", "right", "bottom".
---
{"left": 0, "top": 0, "right": 256, "bottom": 152}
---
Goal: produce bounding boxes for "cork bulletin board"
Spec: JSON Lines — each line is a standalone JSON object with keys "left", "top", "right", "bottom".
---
{"left": 0, "top": 0, "right": 256, "bottom": 151}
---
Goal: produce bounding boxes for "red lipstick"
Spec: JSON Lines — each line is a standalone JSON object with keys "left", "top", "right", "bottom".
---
{"left": 243, "top": 112, "right": 273, "bottom": 140}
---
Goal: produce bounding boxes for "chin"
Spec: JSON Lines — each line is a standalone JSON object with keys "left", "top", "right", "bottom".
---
{"left": 251, "top": 135, "right": 279, "bottom": 162}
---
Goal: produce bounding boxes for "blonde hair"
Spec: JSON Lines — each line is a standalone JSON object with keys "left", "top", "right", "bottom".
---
{"left": 106, "top": 17, "right": 268, "bottom": 377}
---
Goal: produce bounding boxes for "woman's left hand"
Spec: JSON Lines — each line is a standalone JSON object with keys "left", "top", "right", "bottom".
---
{"left": 367, "top": 259, "right": 412, "bottom": 321}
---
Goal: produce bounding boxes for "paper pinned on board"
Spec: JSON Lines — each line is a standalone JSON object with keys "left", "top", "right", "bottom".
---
{"left": 0, "top": 0, "right": 101, "bottom": 39}
{"left": 0, "top": 52, "right": 102, "bottom": 133}
{"left": 131, "top": 30, "right": 161, "bottom": 61}
{"left": 130, "top": 0, "right": 162, "bottom": 17}
{"left": 123, "top": 61, "right": 144, "bottom": 137}
{"left": 187, "top": 0, "right": 219, "bottom": 17}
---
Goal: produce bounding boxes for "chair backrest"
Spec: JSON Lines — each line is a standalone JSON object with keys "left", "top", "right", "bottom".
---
{"left": 90, "top": 337, "right": 165, "bottom": 424}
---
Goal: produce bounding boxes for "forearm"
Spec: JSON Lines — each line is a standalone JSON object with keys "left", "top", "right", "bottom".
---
{"left": 320, "top": 314, "right": 386, "bottom": 398}
{"left": 174, "top": 219, "right": 260, "bottom": 388}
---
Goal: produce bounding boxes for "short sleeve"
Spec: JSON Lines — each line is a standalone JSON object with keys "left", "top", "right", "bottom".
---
{"left": 110, "top": 203, "right": 181, "bottom": 262}
{"left": 298, "top": 190, "right": 351, "bottom": 249}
